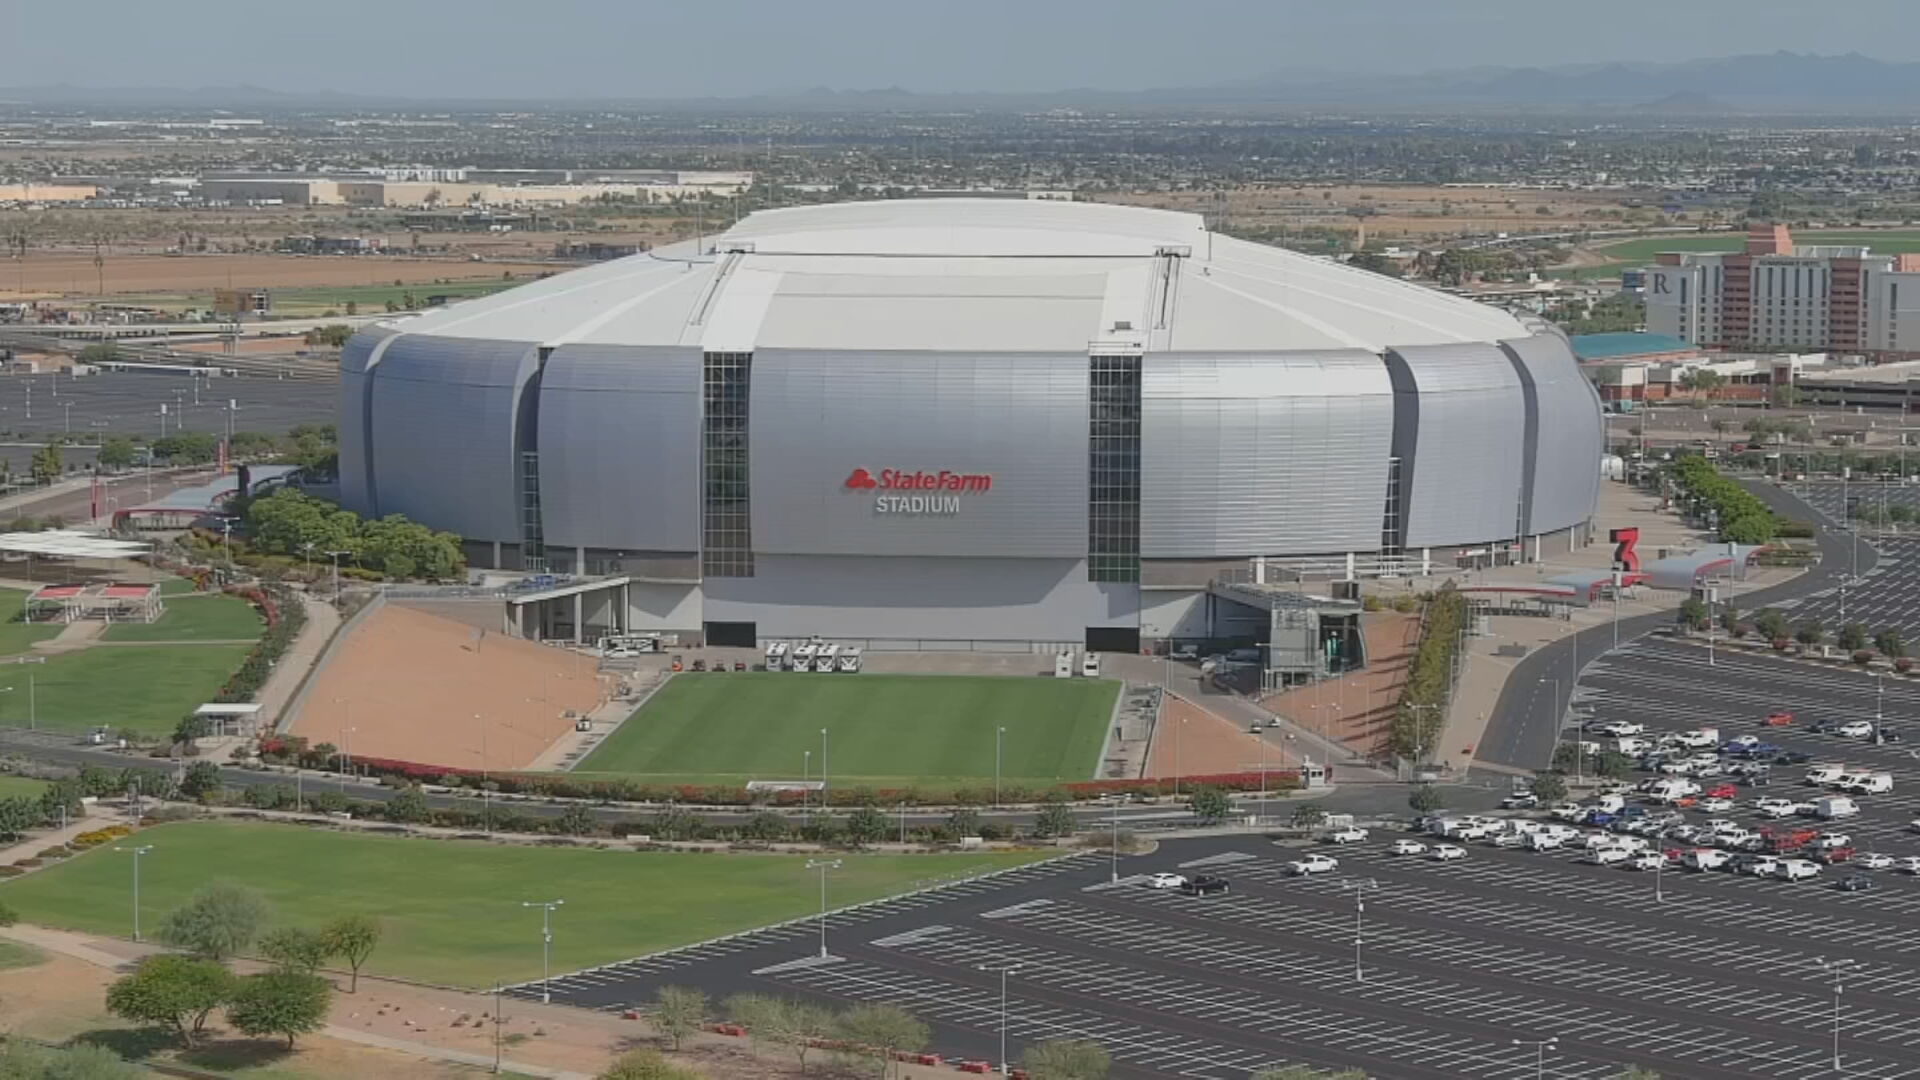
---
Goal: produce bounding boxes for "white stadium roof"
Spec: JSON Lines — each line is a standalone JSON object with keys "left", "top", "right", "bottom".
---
{"left": 388, "top": 199, "right": 1529, "bottom": 354}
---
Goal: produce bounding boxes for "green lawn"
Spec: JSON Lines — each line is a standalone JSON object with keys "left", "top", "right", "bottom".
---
{"left": 0, "top": 588, "right": 62, "bottom": 657}
{"left": 102, "top": 593, "right": 264, "bottom": 642}
{"left": 0, "top": 775, "right": 48, "bottom": 800}
{"left": 1592, "top": 229, "right": 1920, "bottom": 264}
{"left": 17, "top": 645, "right": 252, "bottom": 735}
{"left": 0, "top": 940, "right": 43, "bottom": 971}
{"left": 0, "top": 821, "right": 1053, "bottom": 986}
{"left": 575, "top": 673, "right": 1117, "bottom": 785}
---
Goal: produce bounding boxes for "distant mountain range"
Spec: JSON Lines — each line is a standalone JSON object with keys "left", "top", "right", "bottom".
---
{"left": 5, "top": 52, "right": 1920, "bottom": 112}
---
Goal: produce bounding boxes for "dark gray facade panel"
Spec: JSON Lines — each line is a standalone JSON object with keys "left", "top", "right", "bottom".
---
{"left": 747, "top": 350, "right": 1089, "bottom": 558}
{"left": 1140, "top": 352, "right": 1392, "bottom": 556}
{"left": 337, "top": 326, "right": 399, "bottom": 518}
{"left": 701, "top": 555, "right": 1135, "bottom": 642}
{"left": 366, "top": 334, "right": 536, "bottom": 542}
{"left": 1501, "top": 333, "right": 1602, "bottom": 535}
{"left": 1391, "top": 343, "right": 1527, "bottom": 548}
{"left": 537, "top": 345, "right": 701, "bottom": 552}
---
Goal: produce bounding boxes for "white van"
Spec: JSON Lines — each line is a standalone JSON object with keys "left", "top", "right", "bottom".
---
{"left": 1648, "top": 778, "right": 1701, "bottom": 804}
{"left": 1525, "top": 832, "right": 1564, "bottom": 852}
{"left": 1806, "top": 764, "right": 1847, "bottom": 786}
{"left": 1814, "top": 795, "right": 1861, "bottom": 820}
{"left": 1777, "top": 859, "right": 1822, "bottom": 882}
{"left": 1845, "top": 772, "right": 1894, "bottom": 795}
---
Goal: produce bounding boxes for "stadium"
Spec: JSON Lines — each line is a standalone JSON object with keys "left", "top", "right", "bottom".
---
{"left": 339, "top": 198, "right": 1602, "bottom": 652}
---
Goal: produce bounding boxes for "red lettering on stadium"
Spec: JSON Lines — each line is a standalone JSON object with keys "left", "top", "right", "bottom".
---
{"left": 844, "top": 467, "right": 991, "bottom": 493}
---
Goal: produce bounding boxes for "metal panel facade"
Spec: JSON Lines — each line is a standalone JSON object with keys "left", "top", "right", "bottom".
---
{"left": 365, "top": 334, "right": 536, "bottom": 542}
{"left": 537, "top": 345, "right": 700, "bottom": 552}
{"left": 1501, "top": 333, "right": 1602, "bottom": 535}
{"left": 1140, "top": 351, "right": 1391, "bottom": 556}
{"left": 337, "top": 326, "right": 399, "bottom": 517}
{"left": 747, "top": 350, "right": 1088, "bottom": 558}
{"left": 1390, "top": 343, "right": 1527, "bottom": 548}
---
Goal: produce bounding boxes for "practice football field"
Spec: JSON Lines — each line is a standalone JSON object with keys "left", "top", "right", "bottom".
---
{"left": 0, "top": 821, "right": 1049, "bottom": 986}
{"left": 574, "top": 673, "right": 1118, "bottom": 786}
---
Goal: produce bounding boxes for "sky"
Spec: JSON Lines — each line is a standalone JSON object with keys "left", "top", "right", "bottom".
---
{"left": 4, "top": 0, "right": 1918, "bottom": 100}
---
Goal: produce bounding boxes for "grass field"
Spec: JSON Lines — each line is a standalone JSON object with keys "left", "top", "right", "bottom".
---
{"left": 0, "top": 589, "right": 62, "bottom": 656}
{"left": 575, "top": 673, "right": 1117, "bottom": 786}
{"left": 1588, "top": 229, "right": 1920, "bottom": 266}
{"left": 102, "top": 592, "right": 264, "bottom": 642}
{"left": 0, "top": 775, "right": 49, "bottom": 800}
{"left": 0, "top": 821, "right": 1052, "bottom": 986}
{"left": 20, "top": 645, "right": 252, "bottom": 734}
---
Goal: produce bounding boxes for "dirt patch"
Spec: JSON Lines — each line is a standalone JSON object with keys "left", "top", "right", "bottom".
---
{"left": 0, "top": 253, "right": 556, "bottom": 301}
{"left": 291, "top": 604, "right": 602, "bottom": 771}
{"left": 1260, "top": 612, "right": 1421, "bottom": 756}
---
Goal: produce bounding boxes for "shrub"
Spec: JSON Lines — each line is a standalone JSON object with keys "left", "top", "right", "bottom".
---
{"left": 1854, "top": 650, "right": 1876, "bottom": 666}
{"left": 1898, "top": 657, "right": 1915, "bottom": 674}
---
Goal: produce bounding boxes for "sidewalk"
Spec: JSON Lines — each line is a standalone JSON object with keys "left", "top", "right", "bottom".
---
{"left": 0, "top": 808, "right": 113, "bottom": 867}
{"left": 255, "top": 594, "right": 342, "bottom": 731}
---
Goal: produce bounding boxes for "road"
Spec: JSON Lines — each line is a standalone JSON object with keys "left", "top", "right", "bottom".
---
{"left": 1478, "top": 480, "right": 1872, "bottom": 772}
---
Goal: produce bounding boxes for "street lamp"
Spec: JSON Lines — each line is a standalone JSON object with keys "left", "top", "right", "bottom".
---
{"left": 1173, "top": 716, "right": 1187, "bottom": 798}
{"left": 820, "top": 728, "right": 829, "bottom": 798}
{"left": 1511, "top": 1036, "right": 1558, "bottom": 1080}
{"left": 1817, "top": 958, "right": 1853, "bottom": 1072}
{"left": 521, "top": 899, "right": 564, "bottom": 1004}
{"left": 802, "top": 749, "right": 811, "bottom": 811}
{"left": 114, "top": 844, "right": 154, "bottom": 941}
{"left": 994, "top": 726, "right": 1006, "bottom": 808}
{"left": 1541, "top": 677, "right": 1575, "bottom": 782}
{"left": 805, "top": 859, "right": 841, "bottom": 959}
{"left": 1875, "top": 673, "right": 1886, "bottom": 745}
{"left": 976, "top": 963, "right": 1020, "bottom": 1076}
{"left": 1339, "top": 878, "right": 1378, "bottom": 982}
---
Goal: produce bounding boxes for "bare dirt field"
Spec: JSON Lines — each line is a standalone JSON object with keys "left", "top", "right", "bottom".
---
{"left": 0, "top": 253, "right": 557, "bottom": 301}
{"left": 1111, "top": 183, "right": 1649, "bottom": 244}
{"left": 292, "top": 605, "right": 602, "bottom": 771}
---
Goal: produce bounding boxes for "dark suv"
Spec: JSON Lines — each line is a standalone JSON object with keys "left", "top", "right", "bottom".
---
{"left": 1182, "top": 875, "right": 1230, "bottom": 896}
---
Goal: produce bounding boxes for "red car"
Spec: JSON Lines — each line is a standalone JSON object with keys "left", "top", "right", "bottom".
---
{"left": 1766, "top": 711, "right": 1794, "bottom": 727}
{"left": 1706, "top": 783, "right": 1738, "bottom": 799}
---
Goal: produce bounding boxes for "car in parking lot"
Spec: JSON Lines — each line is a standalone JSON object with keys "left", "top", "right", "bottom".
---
{"left": 1774, "top": 750, "right": 1813, "bottom": 766}
{"left": 1684, "top": 849, "right": 1732, "bottom": 871}
{"left": 1856, "top": 853, "right": 1895, "bottom": 870}
{"left": 1485, "top": 832, "right": 1528, "bottom": 849}
{"left": 1326, "top": 826, "right": 1369, "bottom": 844}
{"left": 1181, "top": 874, "right": 1230, "bottom": 895}
{"left": 1391, "top": 839, "right": 1428, "bottom": 856}
{"left": 1146, "top": 872, "right": 1188, "bottom": 889}
{"left": 1525, "top": 832, "right": 1565, "bottom": 852}
{"left": 1697, "top": 797, "right": 1734, "bottom": 812}
{"left": 1499, "top": 792, "right": 1539, "bottom": 809}
{"left": 1286, "top": 854, "right": 1339, "bottom": 875}
{"left": 1755, "top": 797, "right": 1797, "bottom": 818}
{"left": 1806, "top": 764, "right": 1847, "bottom": 785}
{"left": 1835, "top": 874, "right": 1876, "bottom": 892}
{"left": 1626, "top": 852, "right": 1669, "bottom": 871}
{"left": 1777, "top": 859, "right": 1822, "bottom": 882}
{"left": 1584, "top": 846, "right": 1632, "bottom": 866}
{"left": 1594, "top": 720, "right": 1645, "bottom": 737}
{"left": 1895, "top": 856, "right": 1920, "bottom": 874}
{"left": 1429, "top": 844, "right": 1467, "bottom": 861}
{"left": 1738, "top": 855, "right": 1782, "bottom": 877}
{"left": 1838, "top": 721, "right": 1876, "bottom": 739}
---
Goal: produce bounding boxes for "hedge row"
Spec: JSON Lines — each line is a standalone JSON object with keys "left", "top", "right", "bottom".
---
{"left": 215, "top": 583, "right": 306, "bottom": 703}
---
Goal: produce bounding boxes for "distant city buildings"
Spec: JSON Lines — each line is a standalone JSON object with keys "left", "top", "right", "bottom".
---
{"left": 1643, "top": 224, "right": 1920, "bottom": 360}
{"left": 195, "top": 169, "right": 753, "bottom": 208}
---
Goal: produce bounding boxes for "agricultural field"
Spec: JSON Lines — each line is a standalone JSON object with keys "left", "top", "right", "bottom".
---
{"left": 575, "top": 673, "right": 1117, "bottom": 787}
{"left": 0, "top": 821, "right": 1053, "bottom": 986}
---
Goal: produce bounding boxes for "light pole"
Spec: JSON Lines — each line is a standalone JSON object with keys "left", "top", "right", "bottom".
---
{"left": 1541, "top": 677, "right": 1574, "bottom": 782}
{"left": 1340, "top": 878, "right": 1378, "bottom": 982}
{"left": 1109, "top": 798, "right": 1120, "bottom": 884}
{"left": 805, "top": 858, "right": 841, "bottom": 958}
{"left": 802, "top": 749, "right": 811, "bottom": 811}
{"left": 1511, "top": 1036, "right": 1557, "bottom": 1080}
{"left": 326, "top": 549, "right": 351, "bottom": 601}
{"left": 994, "top": 726, "right": 1005, "bottom": 808}
{"left": 820, "top": 728, "right": 829, "bottom": 799}
{"left": 115, "top": 844, "right": 153, "bottom": 941}
{"left": 1174, "top": 716, "right": 1186, "bottom": 798}
{"left": 974, "top": 963, "right": 1021, "bottom": 1076}
{"left": 1875, "top": 673, "right": 1886, "bottom": 745}
{"left": 521, "top": 899, "right": 563, "bottom": 1004}
{"left": 1252, "top": 729, "right": 1268, "bottom": 825}
{"left": 1818, "top": 958, "right": 1853, "bottom": 1072}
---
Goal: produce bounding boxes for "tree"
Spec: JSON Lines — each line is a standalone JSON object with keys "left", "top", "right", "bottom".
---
{"left": 1023, "top": 1038, "right": 1112, "bottom": 1080}
{"left": 1290, "top": 802, "right": 1327, "bottom": 829}
{"left": 320, "top": 914, "right": 380, "bottom": 993}
{"left": 98, "top": 438, "right": 135, "bottom": 470}
{"left": 1408, "top": 784, "right": 1445, "bottom": 814}
{"left": 1753, "top": 608, "right": 1789, "bottom": 642}
{"left": 385, "top": 785, "right": 429, "bottom": 823}
{"left": 597, "top": 1050, "right": 705, "bottom": 1080}
{"left": 843, "top": 805, "right": 888, "bottom": 847}
{"left": 157, "top": 883, "right": 271, "bottom": 962}
{"left": 172, "top": 714, "right": 212, "bottom": 748}
{"left": 0, "top": 1041, "right": 142, "bottom": 1079}
{"left": 652, "top": 985, "right": 707, "bottom": 1052}
{"left": 725, "top": 995, "right": 835, "bottom": 1073}
{"left": 1722, "top": 514, "right": 1774, "bottom": 545}
{"left": 105, "top": 954, "right": 235, "bottom": 1047}
{"left": 1031, "top": 794, "right": 1077, "bottom": 839}
{"left": 1530, "top": 772, "right": 1568, "bottom": 803}
{"left": 1188, "top": 786, "right": 1230, "bottom": 824}
{"left": 179, "top": 761, "right": 223, "bottom": 801}
{"left": 945, "top": 807, "right": 982, "bottom": 839}
{"left": 77, "top": 342, "right": 118, "bottom": 365}
{"left": 226, "top": 970, "right": 331, "bottom": 1049}
{"left": 1608, "top": 1069, "right": 1663, "bottom": 1080}
{"left": 836, "top": 1002, "right": 930, "bottom": 1078}
{"left": 1718, "top": 603, "right": 1741, "bottom": 635}
{"left": 1840, "top": 622, "right": 1871, "bottom": 653}
{"left": 1678, "top": 597, "right": 1709, "bottom": 631}
{"left": 259, "top": 926, "right": 331, "bottom": 974}
{"left": 554, "top": 802, "right": 596, "bottom": 836}
{"left": 1877, "top": 628, "right": 1907, "bottom": 659}
{"left": 29, "top": 444, "right": 60, "bottom": 485}
{"left": 1796, "top": 621, "right": 1826, "bottom": 648}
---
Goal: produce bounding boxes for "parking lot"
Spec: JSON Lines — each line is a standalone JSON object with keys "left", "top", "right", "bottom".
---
{"left": 0, "top": 370, "right": 334, "bottom": 442}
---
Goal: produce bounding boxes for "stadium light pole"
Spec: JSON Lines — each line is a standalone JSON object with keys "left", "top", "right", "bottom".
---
{"left": 802, "top": 749, "right": 811, "bottom": 811}
{"left": 115, "top": 844, "right": 153, "bottom": 942}
{"left": 1511, "top": 1036, "right": 1557, "bottom": 1080}
{"left": 976, "top": 963, "right": 1020, "bottom": 1076}
{"left": 805, "top": 859, "right": 841, "bottom": 959}
{"left": 521, "top": 899, "right": 563, "bottom": 1004}
{"left": 994, "top": 726, "right": 1005, "bottom": 808}
{"left": 1818, "top": 958, "right": 1853, "bottom": 1072}
{"left": 1340, "top": 878, "right": 1378, "bottom": 982}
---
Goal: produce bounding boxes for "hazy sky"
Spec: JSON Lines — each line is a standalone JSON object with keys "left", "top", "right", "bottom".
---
{"left": 5, "top": 0, "right": 1916, "bottom": 99}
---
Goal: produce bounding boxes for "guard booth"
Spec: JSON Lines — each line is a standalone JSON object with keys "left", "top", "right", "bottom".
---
{"left": 1299, "top": 758, "right": 1331, "bottom": 790}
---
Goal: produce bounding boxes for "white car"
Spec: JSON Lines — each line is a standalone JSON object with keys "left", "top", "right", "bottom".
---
{"left": 1658, "top": 760, "right": 1697, "bottom": 775}
{"left": 1724, "top": 734, "right": 1760, "bottom": 751}
{"left": 1755, "top": 798, "right": 1797, "bottom": 818}
{"left": 1813, "top": 833, "right": 1852, "bottom": 850}
{"left": 1806, "top": 765, "right": 1848, "bottom": 785}
{"left": 1684, "top": 849, "right": 1732, "bottom": 871}
{"left": 1486, "top": 832, "right": 1528, "bottom": 849}
{"left": 1838, "top": 721, "right": 1876, "bottom": 739}
{"left": 1742, "top": 856, "right": 1783, "bottom": 877}
{"left": 1674, "top": 730, "right": 1718, "bottom": 749}
{"left": 1547, "top": 802, "right": 1584, "bottom": 822}
{"left": 1391, "top": 839, "right": 1428, "bottom": 856}
{"left": 1895, "top": 857, "right": 1920, "bottom": 874}
{"left": 1594, "top": 720, "right": 1645, "bottom": 737}
{"left": 1287, "top": 854, "right": 1339, "bottom": 875}
{"left": 1585, "top": 846, "right": 1632, "bottom": 866}
{"left": 1146, "top": 872, "right": 1188, "bottom": 890}
{"left": 1856, "top": 853, "right": 1895, "bottom": 870}
{"left": 1326, "top": 827, "right": 1369, "bottom": 844}
{"left": 1429, "top": 844, "right": 1467, "bottom": 861}
{"left": 1909, "top": 819, "right": 1920, "bottom": 834}
{"left": 1698, "top": 797, "right": 1735, "bottom": 812}
{"left": 1777, "top": 859, "right": 1822, "bottom": 882}
{"left": 1627, "top": 852, "right": 1670, "bottom": 871}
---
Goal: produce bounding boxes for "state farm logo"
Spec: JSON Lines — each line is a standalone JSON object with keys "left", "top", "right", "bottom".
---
{"left": 845, "top": 467, "right": 992, "bottom": 515}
